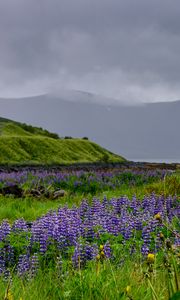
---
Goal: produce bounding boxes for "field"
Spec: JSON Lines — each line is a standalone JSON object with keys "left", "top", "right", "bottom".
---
{"left": 0, "top": 165, "right": 179, "bottom": 300}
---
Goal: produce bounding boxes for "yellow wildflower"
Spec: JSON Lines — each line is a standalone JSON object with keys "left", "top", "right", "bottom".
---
{"left": 125, "top": 285, "right": 131, "bottom": 294}
{"left": 100, "top": 251, "right": 105, "bottom": 258}
{"left": 154, "top": 213, "right": 161, "bottom": 221}
{"left": 99, "top": 245, "right": 104, "bottom": 251}
{"left": 147, "top": 253, "right": 155, "bottom": 264}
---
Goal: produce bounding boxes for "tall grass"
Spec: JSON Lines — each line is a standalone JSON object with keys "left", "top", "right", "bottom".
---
{"left": 1, "top": 248, "right": 179, "bottom": 300}
{"left": 145, "top": 173, "right": 180, "bottom": 197}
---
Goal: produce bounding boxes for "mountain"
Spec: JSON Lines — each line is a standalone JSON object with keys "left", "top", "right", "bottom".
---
{"left": 0, "top": 91, "right": 179, "bottom": 160}
{"left": 0, "top": 117, "right": 124, "bottom": 164}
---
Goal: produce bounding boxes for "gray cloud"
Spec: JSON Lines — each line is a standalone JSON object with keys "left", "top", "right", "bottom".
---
{"left": 1, "top": 0, "right": 180, "bottom": 102}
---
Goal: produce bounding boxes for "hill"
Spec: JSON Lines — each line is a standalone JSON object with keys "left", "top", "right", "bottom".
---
{"left": 0, "top": 118, "right": 125, "bottom": 164}
{"left": 0, "top": 91, "right": 179, "bottom": 160}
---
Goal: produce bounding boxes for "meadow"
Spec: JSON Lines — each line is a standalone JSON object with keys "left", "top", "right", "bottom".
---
{"left": 0, "top": 166, "right": 179, "bottom": 300}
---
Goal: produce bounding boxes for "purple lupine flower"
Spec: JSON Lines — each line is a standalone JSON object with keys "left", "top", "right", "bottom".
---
{"left": 12, "top": 218, "right": 28, "bottom": 232}
{"left": 0, "top": 248, "right": 5, "bottom": 275}
{"left": 142, "top": 225, "right": 151, "bottom": 246}
{"left": 72, "top": 243, "right": 86, "bottom": 269}
{"left": 17, "top": 254, "right": 30, "bottom": 277}
{"left": 141, "top": 244, "right": 150, "bottom": 256}
{"left": 0, "top": 221, "right": 11, "bottom": 241}
{"left": 104, "top": 241, "right": 111, "bottom": 258}
{"left": 30, "top": 253, "right": 39, "bottom": 277}
{"left": 39, "top": 232, "right": 48, "bottom": 254}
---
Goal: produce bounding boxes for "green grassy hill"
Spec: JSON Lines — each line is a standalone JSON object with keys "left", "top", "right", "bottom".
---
{"left": 0, "top": 118, "right": 125, "bottom": 164}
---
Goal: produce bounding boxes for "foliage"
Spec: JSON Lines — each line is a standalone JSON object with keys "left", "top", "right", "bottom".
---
{"left": 101, "top": 152, "right": 109, "bottom": 163}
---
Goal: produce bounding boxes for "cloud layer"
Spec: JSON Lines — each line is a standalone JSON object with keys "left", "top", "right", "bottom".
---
{"left": 1, "top": 0, "right": 180, "bottom": 102}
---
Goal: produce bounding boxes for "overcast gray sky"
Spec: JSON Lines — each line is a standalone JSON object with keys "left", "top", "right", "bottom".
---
{"left": 1, "top": 0, "right": 180, "bottom": 103}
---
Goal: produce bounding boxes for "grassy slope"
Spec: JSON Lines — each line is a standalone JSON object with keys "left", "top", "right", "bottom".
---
{"left": 0, "top": 118, "right": 125, "bottom": 164}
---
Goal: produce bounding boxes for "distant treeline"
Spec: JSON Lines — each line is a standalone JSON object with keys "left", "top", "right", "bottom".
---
{"left": 19, "top": 123, "right": 60, "bottom": 139}
{"left": 19, "top": 123, "right": 90, "bottom": 141}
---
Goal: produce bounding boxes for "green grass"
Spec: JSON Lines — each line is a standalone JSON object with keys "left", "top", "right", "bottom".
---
{"left": 0, "top": 196, "right": 61, "bottom": 222}
{"left": 0, "top": 193, "right": 88, "bottom": 222}
{"left": 0, "top": 118, "right": 125, "bottom": 164}
{"left": 1, "top": 252, "right": 179, "bottom": 300}
{"left": 0, "top": 117, "right": 59, "bottom": 138}
{"left": 144, "top": 173, "right": 180, "bottom": 197}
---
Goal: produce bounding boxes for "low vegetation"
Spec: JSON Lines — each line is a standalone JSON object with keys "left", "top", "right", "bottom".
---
{"left": 0, "top": 168, "right": 179, "bottom": 299}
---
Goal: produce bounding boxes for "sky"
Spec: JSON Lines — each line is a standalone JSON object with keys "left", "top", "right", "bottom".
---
{"left": 1, "top": 0, "right": 180, "bottom": 103}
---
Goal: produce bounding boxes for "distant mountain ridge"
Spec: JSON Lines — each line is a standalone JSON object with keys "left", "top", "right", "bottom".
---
{"left": 0, "top": 117, "right": 124, "bottom": 164}
{"left": 0, "top": 91, "right": 179, "bottom": 160}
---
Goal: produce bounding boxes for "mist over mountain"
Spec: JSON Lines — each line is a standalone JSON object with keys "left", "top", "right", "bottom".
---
{"left": 0, "top": 91, "right": 179, "bottom": 160}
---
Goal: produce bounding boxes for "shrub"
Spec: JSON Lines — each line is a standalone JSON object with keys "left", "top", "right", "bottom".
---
{"left": 101, "top": 153, "right": 109, "bottom": 163}
{"left": 20, "top": 123, "right": 59, "bottom": 139}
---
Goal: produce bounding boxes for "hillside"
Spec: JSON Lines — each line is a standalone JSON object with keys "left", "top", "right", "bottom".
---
{"left": 0, "top": 92, "right": 179, "bottom": 160}
{"left": 0, "top": 118, "right": 125, "bottom": 164}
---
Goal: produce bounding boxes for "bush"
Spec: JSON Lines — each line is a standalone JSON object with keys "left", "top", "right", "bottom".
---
{"left": 20, "top": 123, "right": 59, "bottom": 139}
{"left": 43, "top": 131, "right": 59, "bottom": 139}
{"left": 101, "top": 153, "right": 109, "bottom": 163}
{"left": 21, "top": 124, "right": 35, "bottom": 133}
